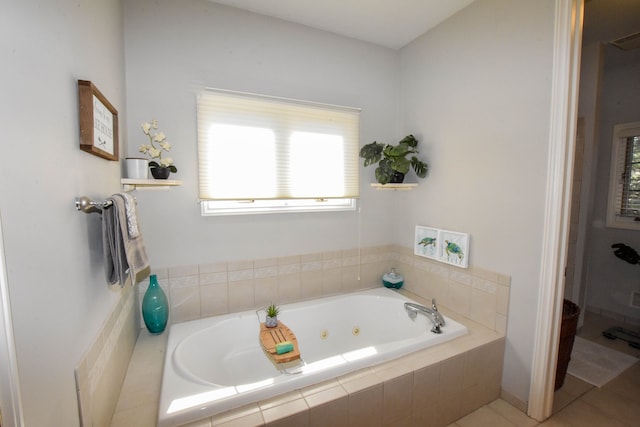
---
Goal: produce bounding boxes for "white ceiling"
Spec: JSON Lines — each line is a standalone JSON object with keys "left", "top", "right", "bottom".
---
{"left": 209, "top": 0, "right": 477, "bottom": 49}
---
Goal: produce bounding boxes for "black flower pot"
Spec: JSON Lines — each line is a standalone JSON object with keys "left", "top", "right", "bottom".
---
{"left": 390, "top": 172, "right": 405, "bottom": 183}
{"left": 150, "top": 167, "right": 171, "bottom": 180}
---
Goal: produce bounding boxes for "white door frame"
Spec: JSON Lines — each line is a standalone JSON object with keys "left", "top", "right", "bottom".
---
{"left": 0, "top": 212, "right": 25, "bottom": 427}
{"left": 528, "top": 0, "right": 584, "bottom": 421}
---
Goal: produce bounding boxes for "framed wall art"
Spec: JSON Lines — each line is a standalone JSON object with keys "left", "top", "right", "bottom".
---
{"left": 414, "top": 225, "right": 470, "bottom": 268}
{"left": 439, "top": 229, "right": 470, "bottom": 268}
{"left": 414, "top": 226, "right": 440, "bottom": 260}
{"left": 78, "top": 80, "right": 119, "bottom": 160}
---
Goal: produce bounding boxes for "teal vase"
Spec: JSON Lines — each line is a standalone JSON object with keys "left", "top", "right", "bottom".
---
{"left": 142, "top": 274, "right": 168, "bottom": 334}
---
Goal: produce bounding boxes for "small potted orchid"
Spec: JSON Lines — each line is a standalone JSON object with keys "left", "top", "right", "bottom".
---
{"left": 139, "top": 119, "right": 178, "bottom": 179}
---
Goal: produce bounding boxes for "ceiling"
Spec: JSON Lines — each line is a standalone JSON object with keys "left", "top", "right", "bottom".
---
{"left": 583, "top": 0, "right": 640, "bottom": 45}
{"left": 209, "top": 0, "right": 477, "bottom": 49}
{"left": 207, "top": 1, "right": 640, "bottom": 52}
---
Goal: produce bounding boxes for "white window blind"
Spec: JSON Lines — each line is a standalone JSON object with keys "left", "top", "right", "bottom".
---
{"left": 607, "top": 121, "right": 640, "bottom": 230}
{"left": 197, "top": 89, "right": 360, "bottom": 202}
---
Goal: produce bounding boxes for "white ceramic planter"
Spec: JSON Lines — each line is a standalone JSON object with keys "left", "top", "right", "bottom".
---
{"left": 265, "top": 316, "right": 278, "bottom": 328}
{"left": 125, "top": 158, "right": 149, "bottom": 179}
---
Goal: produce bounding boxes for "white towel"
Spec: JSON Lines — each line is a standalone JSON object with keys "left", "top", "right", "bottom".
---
{"left": 102, "top": 193, "right": 150, "bottom": 287}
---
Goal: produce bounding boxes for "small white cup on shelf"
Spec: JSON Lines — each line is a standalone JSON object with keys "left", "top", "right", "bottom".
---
{"left": 125, "top": 157, "right": 149, "bottom": 179}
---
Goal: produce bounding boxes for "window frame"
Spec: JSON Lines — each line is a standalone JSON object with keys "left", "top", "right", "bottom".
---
{"left": 201, "top": 197, "right": 357, "bottom": 216}
{"left": 196, "top": 89, "right": 360, "bottom": 216}
{"left": 606, "top": 121, "right": 640, "bottom": 230}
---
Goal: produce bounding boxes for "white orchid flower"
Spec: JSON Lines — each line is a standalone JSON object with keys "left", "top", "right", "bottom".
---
{"left": 153, "top": 132, "right": 166, "bottom": 143}
{"left": 138, "top": 119, "right": 177, "bottom": 171}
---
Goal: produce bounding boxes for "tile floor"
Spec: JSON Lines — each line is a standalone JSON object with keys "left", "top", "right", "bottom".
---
{"left": 448, "top": 310, "right": 640, "bottom": 426}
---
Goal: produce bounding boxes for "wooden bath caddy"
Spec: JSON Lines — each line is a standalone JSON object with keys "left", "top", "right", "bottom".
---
{"left": 259, "top": 321, "right": 301, "bottom": 364}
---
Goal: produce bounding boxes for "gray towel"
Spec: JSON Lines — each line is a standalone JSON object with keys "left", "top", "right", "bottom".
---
{"left": 102, "top": 193, "right": 150, "bottom": 287}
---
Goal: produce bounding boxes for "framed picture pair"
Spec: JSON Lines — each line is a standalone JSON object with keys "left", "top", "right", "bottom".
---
{"left": 414, "top": 226, "right": 469, "bottom": 268}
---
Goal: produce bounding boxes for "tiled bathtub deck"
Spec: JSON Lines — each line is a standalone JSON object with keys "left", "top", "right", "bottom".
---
{"left": 111, "top": 290, "right": 504, "bottom": 427}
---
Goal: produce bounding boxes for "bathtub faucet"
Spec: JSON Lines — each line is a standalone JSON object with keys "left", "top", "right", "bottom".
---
{"left": 404, "top": 299, "right": 445, "bottom": 334}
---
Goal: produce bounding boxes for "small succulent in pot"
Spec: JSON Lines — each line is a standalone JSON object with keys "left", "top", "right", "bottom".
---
{"left": 359, "top": 134, "right": 428, "bottom": 185}
{"left": 265, "top": 303, "right": 279, "bottom": 328}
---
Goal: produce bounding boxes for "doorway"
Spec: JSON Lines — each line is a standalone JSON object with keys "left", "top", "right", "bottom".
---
{"left": 564, "top": 0, "right": 640, "bottom": 335}
{"left": 553, "top": 0, "right": 640, "bottom": 416}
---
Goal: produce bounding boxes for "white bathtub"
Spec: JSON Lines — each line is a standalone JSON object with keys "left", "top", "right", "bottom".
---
{"left": 158, "top": 288, "right": 468, "bottom": 427}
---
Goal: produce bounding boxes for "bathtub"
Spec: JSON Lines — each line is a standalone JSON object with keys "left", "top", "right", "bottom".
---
{"left": 158, "top": 288, "right": 468, "bottom": 427}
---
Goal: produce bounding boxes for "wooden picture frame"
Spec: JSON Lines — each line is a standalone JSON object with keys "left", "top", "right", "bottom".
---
{"left": 78, "top": 80, "right": 119, "bottom": 160}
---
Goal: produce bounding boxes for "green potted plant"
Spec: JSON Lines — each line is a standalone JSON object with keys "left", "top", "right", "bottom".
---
{"left": 139, "top": 119, "right": 178, "bottom": 179}
{"left": 359, "top": 134, "right": 428, "bottom": 185}
{"left": 265, "top": 303, "right": 280, "bottom": 328}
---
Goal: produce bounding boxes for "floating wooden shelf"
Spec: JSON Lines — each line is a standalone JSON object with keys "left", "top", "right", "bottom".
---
{"left": 370, "top": 183, "right": 418, "bottom": 190}
{"left": 121, "top": 178, "right": 182, "bottom": 192}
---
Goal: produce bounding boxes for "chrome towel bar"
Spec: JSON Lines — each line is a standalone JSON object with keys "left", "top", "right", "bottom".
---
{"left": 75, "top": 196, "right": 113, "bottom": 214}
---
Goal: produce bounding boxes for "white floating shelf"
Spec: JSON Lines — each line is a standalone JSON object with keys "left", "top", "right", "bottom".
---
{"left": 121, "top": 178, "right": 182, "bottom": 191}
{"left": 370, "top": 183, "right": 418, "bottom": 190}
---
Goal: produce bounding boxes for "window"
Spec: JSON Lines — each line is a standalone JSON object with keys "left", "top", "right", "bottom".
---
{"left": 607, "top": 121, "right": 640, "bottom": 229}
{"left": 196, "top": 89, "right": 360, "bottom": 215}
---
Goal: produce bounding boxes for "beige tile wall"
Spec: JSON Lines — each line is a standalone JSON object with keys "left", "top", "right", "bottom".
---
{"left": 394, "top": 246, "right": 510, "bottom": 334}
{"left": 176, "top": 332, "right": 505, "bottom": 427}
{"left": 137, "top": 245, "right": 510, "bottom": 335}
{"left": 111, "top": 299, "right": 505, "bottom": 427}
{"left": 75, "top": 284, "right": 139, "bottom": 427}
{"left": 81, "top": 244, "right": 512, "bottom": 426}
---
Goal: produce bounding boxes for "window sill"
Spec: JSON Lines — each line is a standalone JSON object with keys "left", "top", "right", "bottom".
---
{"left": 605, "top": 216, "right": 640, "bottom": 231}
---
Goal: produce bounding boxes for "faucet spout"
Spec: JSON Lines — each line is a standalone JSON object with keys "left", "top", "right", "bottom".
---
{"left": 404, "top": 300, "right": 446, "bottom": 334}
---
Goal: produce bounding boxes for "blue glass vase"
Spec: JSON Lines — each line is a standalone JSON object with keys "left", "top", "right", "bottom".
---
{"left": 142, "top": 274, "right": 168, "bottom": 334}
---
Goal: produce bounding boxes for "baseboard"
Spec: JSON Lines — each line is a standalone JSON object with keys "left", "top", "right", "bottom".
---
{"left": 500, "top": 389, "right": 528, "bottom": 414}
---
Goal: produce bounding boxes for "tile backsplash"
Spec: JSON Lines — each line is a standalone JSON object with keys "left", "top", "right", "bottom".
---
{"left": 77, "top": 244, "right": 511, "bottom": 426}
{"left": 139, "top": 244, "right": 510, "bottom": 334}
{"left": 75, "top": 284, "right": 138, "bottom": 427}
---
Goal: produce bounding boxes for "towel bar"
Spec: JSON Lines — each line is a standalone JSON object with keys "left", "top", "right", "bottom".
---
{"left": 75, "top": 196, "right": 113, "bottom": 214}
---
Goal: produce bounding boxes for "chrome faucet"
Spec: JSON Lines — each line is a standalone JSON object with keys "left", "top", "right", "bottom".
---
{"left": 404, "top": 299, "right": 445, "bottom": 334}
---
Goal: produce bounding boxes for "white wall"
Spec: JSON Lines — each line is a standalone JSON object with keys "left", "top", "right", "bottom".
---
{"left": 399, "top": 0, "right": 555, "bottom": 404}
{"left": 123, "top": 0, "right": 400, "bottom": 267}
{"left": 0, "top": 0, "right": 564, "bottom": 423}
{"left": 128, "top": 0, "right": 561, "bottom": 408}
{"left": 0, "top": 1, "right": 126, "bottom": 425}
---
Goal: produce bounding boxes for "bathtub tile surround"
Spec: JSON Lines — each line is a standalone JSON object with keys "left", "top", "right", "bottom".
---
{"left": 105, "top": 245, "right": 510, "bottom": 426}
{"left": 137, "top": 245, "right": 511, "bottom": 337}
{"left": 75, "top": 284, "right": 138, "bottom": 427}
{"left": 113, "top": 293, "right": 505, "bottom": 427}
{"left": 110, "top": 331, "right": 168, "bottom": 427}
